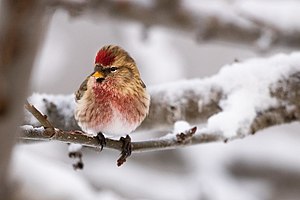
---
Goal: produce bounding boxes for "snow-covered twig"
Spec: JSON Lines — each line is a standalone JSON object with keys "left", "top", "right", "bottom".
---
{"left": 24, "top": 100, "right": 55, "bottom": 136}
{"left": 19, "top": 52, "right": 300, "bottom": 160}
{"left": 24, "top": 53, "right": 300, "bottom": 137}
{"left": 20, "top": 52, "right": 300, "bottom": 165}
{"left": 20, "top": 90, "right": 299, "bottom": 152}
{"left": 20, "top": 125, "right": 223, "bottom": 153}
{"left": 49, "top": 0, "right": 300, "bottom": 49}
{"left": 25, "top": 100, "right": 86, "bottom": 169}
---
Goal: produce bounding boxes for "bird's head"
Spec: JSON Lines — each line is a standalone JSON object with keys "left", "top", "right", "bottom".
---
{"left": 91, "top": 45, "right": 143, "bottom": 92}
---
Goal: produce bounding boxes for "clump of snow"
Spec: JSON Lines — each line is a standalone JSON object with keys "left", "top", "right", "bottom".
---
{"left": 21, "top": 125, "right": 45, "bottom": 133}
{"left": 147, "top": 51, "right": 300, "bottom": 138}
{"left": 173, "top": 120, "right": 191, "bottom": 133}
{"left": 21, "top": 125, "right": 34, "bottom": 131}
{"left": 68, "top": 143, "right": 82, "bottom": 153}
{"left": 150, "top": 52, "right": 300, "bottom": 138}
{"left": 149, "top": 78, "right": 211, "bottom": 110}
{"left": 26, "top": 93, "right": 75, "bottom": 126}
{"left": 202, "top": 52, "right": 300, "bottom": 137}
{"left": 159, "top": 121, "right": 192, "bottom": 140}
{"left": 236, "top": 0, "right": 300, "bottom": 33}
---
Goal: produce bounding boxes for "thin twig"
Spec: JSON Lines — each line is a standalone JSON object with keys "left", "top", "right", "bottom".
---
{"left": 19, "top": 126, "right": 223, "bottom": 153}
{"left": 20, "top": 90, "right": 300, "bottom": 154}
{"left": 20, "top": 72, "right": 300, "bottom": 154}
{"left": 24, "top": 100, "right": 55, "bottom": 136}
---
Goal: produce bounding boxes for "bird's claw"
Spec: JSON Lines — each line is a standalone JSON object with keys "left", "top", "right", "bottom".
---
{"left": 117, "top": 135, "right": 132, "bottom": 167}
{"left": 95, "top": 132, "right": 106, "bottom": 151}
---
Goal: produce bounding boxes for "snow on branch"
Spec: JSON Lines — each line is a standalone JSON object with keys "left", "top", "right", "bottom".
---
{"left": 22, "top": 52, "right": 300, "bottom": 152}
{"left": 49, "top": 0, "right": 300, "bottom": 50}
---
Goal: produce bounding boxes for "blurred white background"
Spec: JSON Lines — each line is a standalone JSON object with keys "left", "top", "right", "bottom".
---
{"left": 12, "top": 1, "right": 300, "bottom": 200}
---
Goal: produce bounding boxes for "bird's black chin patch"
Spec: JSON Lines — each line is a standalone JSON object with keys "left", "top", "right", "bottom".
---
{"left": 96, "top": 77, "right": 105, "bottom": 83}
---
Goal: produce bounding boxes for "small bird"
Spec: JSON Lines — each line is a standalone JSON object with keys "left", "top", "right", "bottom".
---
{"left": 74, "top": 45, "right": 150, "bottom": 166}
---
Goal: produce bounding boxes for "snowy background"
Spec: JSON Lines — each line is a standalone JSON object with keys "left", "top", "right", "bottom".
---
{"left": 11, "top": 1, "right": 300, "bottom": 200}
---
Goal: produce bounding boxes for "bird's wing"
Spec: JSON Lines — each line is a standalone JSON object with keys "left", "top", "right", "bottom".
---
{"left": 75, "top": 77, "right": 88, "bottom": 102}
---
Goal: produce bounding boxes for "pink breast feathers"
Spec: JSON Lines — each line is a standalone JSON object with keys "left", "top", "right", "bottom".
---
{"left": 92, "top": 86, "right": 143, "bottom": 135}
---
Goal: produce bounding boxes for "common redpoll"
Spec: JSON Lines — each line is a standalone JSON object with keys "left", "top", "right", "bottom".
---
{"left": 74, "top": 45, "right": 150, "bottom": 166}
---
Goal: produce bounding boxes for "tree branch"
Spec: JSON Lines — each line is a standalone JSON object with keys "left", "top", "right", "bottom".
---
{"left": 24, "top": 53, "right": 300, "bottom": 134}
{"left": 21, "top": 53, "right": 300, "bottom": 155}
{"left": 20, "top": 125, "right": 223, "bottom": 153}
{"left": 24, "top": 100, "right": 55, "bottom": 136}
{"left": 20, "top": 68, "right": 300, "bottom": 152}
{"left": 20, "top": 93, "right": 300, "bottom": 153}
{"left": 49, "top": 0, "right": 300, "bottom": 50}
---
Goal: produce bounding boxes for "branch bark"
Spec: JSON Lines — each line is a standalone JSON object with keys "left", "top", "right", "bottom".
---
{"left": 24, "top": 71, "right": 300, "bottom": 135}
{"left": 24, "top": 100, "right": 55, "bottom": 133}
{"left": 21, "top": 70, "right": 300, "bottom": 152}
{"left": 19, "top": 125, "right": 222, "bottom": 153}
{"left": 20, "top": 79, "right": 300, "bottom": 153}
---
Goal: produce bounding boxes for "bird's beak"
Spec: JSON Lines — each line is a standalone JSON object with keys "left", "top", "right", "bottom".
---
{"left": 92, "top": 71, "right": 105, "bottom": 79}
{"left": 92, "top": 71, "right": 105, "bottom": 83}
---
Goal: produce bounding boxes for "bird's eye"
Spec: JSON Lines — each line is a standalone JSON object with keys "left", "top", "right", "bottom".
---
{"left": 110, "top": 67, "right": 118, "bottom": 72}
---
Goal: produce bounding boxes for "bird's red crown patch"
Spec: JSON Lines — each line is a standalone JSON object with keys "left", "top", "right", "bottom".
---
{"left": 95, "top": 49, "right": 115, "bottom": 66}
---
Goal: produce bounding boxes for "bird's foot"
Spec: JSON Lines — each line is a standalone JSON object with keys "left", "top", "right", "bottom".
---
{"left": 94, "top": 132, "right": 106, "bottom": 151}
{"left": 117, "top": 135, "right": 132, "bottom": 167}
